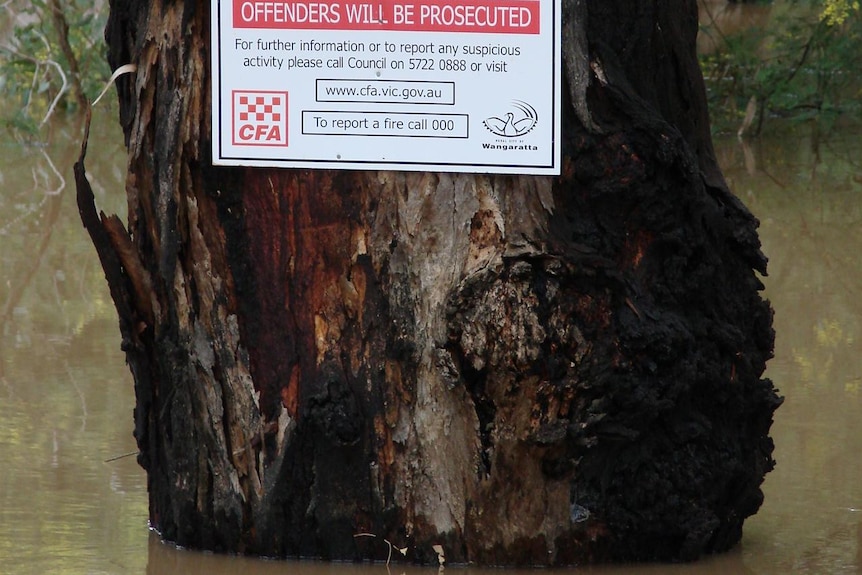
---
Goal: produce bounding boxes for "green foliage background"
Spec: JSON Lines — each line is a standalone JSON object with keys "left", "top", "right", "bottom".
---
{"left": 700, "top": 0, "right": 862, "bottom": 134}
{"left": 0, "top": 0, "right": 110, "bottom": 138}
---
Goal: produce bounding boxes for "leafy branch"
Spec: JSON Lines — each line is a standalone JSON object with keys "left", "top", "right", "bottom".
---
{"left": 700, "top": 0, "right": 862, "bottom": 135}
{"left": 0, "top": 0, "right": 110, "bottom": 138}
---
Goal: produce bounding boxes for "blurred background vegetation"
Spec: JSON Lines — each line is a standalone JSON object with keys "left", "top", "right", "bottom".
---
{"left": 699, "top": 0, "right": 861, "bottom": 135}
{"left": 0, "top": 0, "right": 860, "bottom": 140}
{"left": 0, "top": 0, "right": 110, "bottom": 140}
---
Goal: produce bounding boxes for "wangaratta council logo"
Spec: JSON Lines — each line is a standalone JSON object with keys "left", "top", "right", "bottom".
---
{"left": 483, "top": 101, "right": 538, "bottom": 138}
{"left": 232, "top": 90, "right": 289, "bottom": 147}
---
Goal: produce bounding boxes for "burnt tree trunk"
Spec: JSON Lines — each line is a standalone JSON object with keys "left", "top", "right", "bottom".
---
{"left": 77, "top": 0, "right": 781, "bottom": 564}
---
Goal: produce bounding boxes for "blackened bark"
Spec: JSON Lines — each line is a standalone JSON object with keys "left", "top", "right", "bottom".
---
{"left": 78, "top": 0, "right": 781, "bottom": 565}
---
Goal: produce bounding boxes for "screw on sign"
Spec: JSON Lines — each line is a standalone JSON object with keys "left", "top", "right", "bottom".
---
{"left": 232, "top": 90, "right": 289, "bottom": 146}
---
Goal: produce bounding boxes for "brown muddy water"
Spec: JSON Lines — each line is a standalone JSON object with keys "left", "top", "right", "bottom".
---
{"left": 1, "top": 112, "right": 860, "bottom": 574}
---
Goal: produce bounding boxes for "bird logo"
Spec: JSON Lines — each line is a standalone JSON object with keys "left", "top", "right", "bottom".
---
{"left": 483, "top": 101, "right": 538, "bottom": 138}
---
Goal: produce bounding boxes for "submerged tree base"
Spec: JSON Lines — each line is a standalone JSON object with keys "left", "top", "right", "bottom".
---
{"left": 75, "top": 0, "right": 782, "bottom": 565}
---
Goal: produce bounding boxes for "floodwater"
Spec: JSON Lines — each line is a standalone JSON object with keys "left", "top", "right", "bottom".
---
{"left": 1, "top": 111, "right": 860, "bottom": 574}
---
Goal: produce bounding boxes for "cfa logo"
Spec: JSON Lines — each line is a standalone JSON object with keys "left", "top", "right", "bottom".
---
{"left": 232, "top": 91, "right": 289, "bottom": 147}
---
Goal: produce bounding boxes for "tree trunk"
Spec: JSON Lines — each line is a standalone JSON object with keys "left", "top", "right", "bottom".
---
{"left": 77, "top": 0, "right": 781, "bottom": 564}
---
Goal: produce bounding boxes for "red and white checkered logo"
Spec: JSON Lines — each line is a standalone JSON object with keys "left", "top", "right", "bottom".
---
{"left": 232, "top": 90, "right": 289, "bottom": 147}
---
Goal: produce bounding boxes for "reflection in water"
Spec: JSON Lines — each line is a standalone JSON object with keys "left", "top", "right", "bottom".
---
{"left": 0, "top": 114, "right": 860, "bottom": 574}
{"left": 0, "top": 113, "right": 148, "bottom": 574}
{"left": 717, "top": 125, "right": 862, "bottom": 574}
{"left": 147, "top": 530, "right": 754, "bottom": 575}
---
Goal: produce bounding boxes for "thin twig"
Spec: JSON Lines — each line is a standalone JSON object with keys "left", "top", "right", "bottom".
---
{"left": 353, "top": 533, "right": 408, "bottom": 566}
{"left": 104, "top": 450, "right": 140, "bottom": 463}
{"left": 26, "top": 61, "right": 39, "bottom": 113}
{"left": 38, "top": 60, "right": 67, "bottom": 127}
{"left": 92, "top": 63, "right": 137, "bottom": 107}
{"left": 65, "top": 362, "right": 88, "bottom": 432}
{"left": 39, "top": 148, "right": 66, "bottom": 195}
{"left": 700, "top": 0, "right": 732, "bottom": 51}
{"left": 0, "top": 44, "right": 68, "bottom": 127}
{"left": 354, "top": 533, "right": 391, "bottom": 565}
{"left": 47, "top": 0, "right": 88, "bottom": 110}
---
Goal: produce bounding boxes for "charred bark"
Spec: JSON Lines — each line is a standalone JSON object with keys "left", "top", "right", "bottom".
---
{"left": 76, "top": 0, "right": 781, "bottom": 564}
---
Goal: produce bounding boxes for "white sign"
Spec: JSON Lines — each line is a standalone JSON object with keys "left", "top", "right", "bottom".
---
{"left": 211, "top": 0, "right": 561, "bottom": 174}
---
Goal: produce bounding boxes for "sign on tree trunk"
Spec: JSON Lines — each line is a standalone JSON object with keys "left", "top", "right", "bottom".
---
{"left": 211, "top": 0, "right": 561, "bottom": 173}
{"left": 76, "top": 0, "right": 781, "bottom": 565}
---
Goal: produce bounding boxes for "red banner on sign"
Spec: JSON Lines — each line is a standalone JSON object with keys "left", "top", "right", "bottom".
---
{"left": 233, "top": 0, "right": 540, "bottom": 34}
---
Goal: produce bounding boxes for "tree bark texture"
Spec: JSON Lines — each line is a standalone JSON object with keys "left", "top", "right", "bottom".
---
{"left": 78, "top": 0, "right": 781, "bottom": 564}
